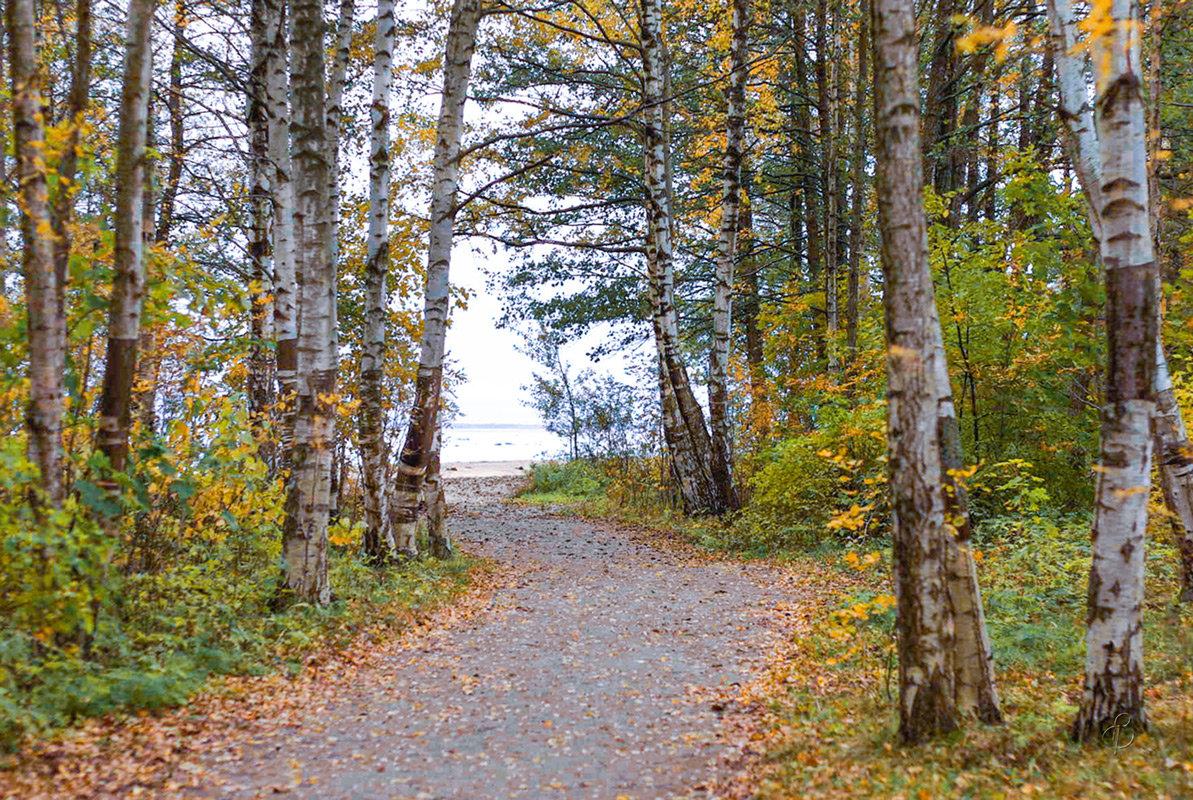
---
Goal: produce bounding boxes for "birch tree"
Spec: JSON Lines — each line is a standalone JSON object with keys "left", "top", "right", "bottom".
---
{"left": 391, "top": 0, "right": 484, "bottom": 556}
{"left": 1069, "top": 0, "right": 1157, "bottom": 741}
{"left": 97, "top": 0, "right": 153, "bottom": 489}
{"left": 708, "top": 0, "right": 748, "bottom": 515}
{"left": 248, "top": 0, "right": 275, "bottom": 429}
{"left": 640, "top": 0, "right": 725, "bottom": 515}
{"left": 361, "top": 0, "right": 399, "bottom": 563}
{"left": 872, "top": 0, "right": 957, "bottom": 743}
{"left": 1048, "top": 0, "right": 1193, "bottom": 606}
{"left": 264, "top": 0, "right": 297, "bottom": 439}
{"left": 278, "top": 0, "right": 336, "bottom": 604}
{"left": 9, "top": 0, "right": 63, "bottom": 506}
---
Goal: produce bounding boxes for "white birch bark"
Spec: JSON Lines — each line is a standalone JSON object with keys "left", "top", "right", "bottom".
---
{"left": 264, "top": 0, "right": 298, "bottom": 429}
{"left": 708, "top": 0, "right": 748, "bottom": 514}
{"left": 279, "top": 0, "right": 336, "bottom": 605}
{"left": 1071, "top": 0, "right": 1156, "bottom": 740}
{"left": 248, "top": 0, "right": 275, "bottom": 432}
{"left": 927, "top": 303, "right": 1001, "bottom": 723}
{"left": 1154, "top": 341, "right": 1193, "bottom": 601}
{"left": 640, "top": 0, "right": 723, "bottom": 515}
{"left": 9, "top": 0, "right": 64, "bottom": 505}
{"left": 873, "top": 0, "right": 957, "bottom": 743}
{"left": 391, "top": 0, "right": 483, "bottom": 556}
{"left": 325, "top": 0, "right": 354, "bottom": 362}
{"left": 1045, "top": 0, "right": 1103, "bottom": 239}
{"left": 1048, "top": 0, "right": 1193, "bottom": 605}
{"left": 361, "top": 0, "right": 398, "bottom": 563}
{"left": 97, "top": 0, "right": 153, "bottom": 484}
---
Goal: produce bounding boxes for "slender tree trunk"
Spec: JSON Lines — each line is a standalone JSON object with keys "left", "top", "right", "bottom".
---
{"left": 361, "top": 0, "right": 399, "bottom": 563}
{"left": 846, "top": 0, "right": 868, "bottom": 356}
{"left": 1070, "top": 0, "right": 1156, "bottom": 742}
{"left": 391, "top": 0, "right": 483, "bottom": 556}
{"left": 873, "top": 0, "right": 957, "bottom": 744}
{"left": 156, "top": 1, "right": 185, "bottom": 245}
{"left": 278, "top": 0, "right": 336, "bottom": 606}
{"left": 264, "top": 0, "right": 297, "bottom": 451}
{"left": 820, "top": 0, "right": 839, "bottom": 368}
{"left": 1143, "top": 6, "right": 1193, "bottom": 602}
{"left": 796, "top": 16, "right": 822, "bottom": 295}
{"left": 9, "top": 0, "right": 64, "bottom": 506}
{"left": 925, "top": 303, "right": 1002, "bottom": 722}
{"left": 1153, "top": 346, "right": 1193, "bottom": 601}
{"left": 708, "top": 0, "right": 748, "bottom": 514}
{"left": 326, "top": 0, "right": 354, "bottom": 276}
{"left": 1046, "top": 0, "right": 1103, "bottom": 238}
{"left": 97, "top": 0, "right": 152, "bottom": 489}
{"left": 248, "top": 0, "right": 275, "bottom": 434}
{"left": 49, "top": 0, "right": 89, "bottom": 386}
{"left": 324, "top": 0, "right": 354, "bottom": 394}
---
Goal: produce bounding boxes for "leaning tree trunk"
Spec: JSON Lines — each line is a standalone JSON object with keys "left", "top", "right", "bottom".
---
{"left": 361, "top": 0, "right": 399, "bottom": 563}
{"left": 708, "top": 0, "right": 748, "bottom": 514}
{"left": 1143, "top": 10, "right": 1193, "bottom": 603}
{"left": 872, "top": 0, "right": 957, "bottom": 744}
{"left": 264, "top": 0, "right": 297, "bottom": 452}
{"left": 9, "top": 0, "right": 64, "bottom": 506}
{"left": 1071, "top": 0, "right": 1157, "bottom": 742}
{"left": 640, "top": 0, "right": 723, "bottom": 515}
{"left": 278, "top": 0, "right": 336, "bottom": 606}
{"left": 927, "top": 300, "right": 1002, "bottom": 723}
{"left": 96, "top": 0, "right": 153, "bottom": 496}
{"left": 391, "top": 0, "right": 483, "bottom": 557}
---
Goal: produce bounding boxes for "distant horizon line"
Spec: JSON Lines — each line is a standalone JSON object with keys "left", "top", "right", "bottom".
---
{"left": 447, "top": 422, "right": 551, "bottom": 430}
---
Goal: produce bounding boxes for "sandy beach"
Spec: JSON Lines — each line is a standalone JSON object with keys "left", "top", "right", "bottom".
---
{"left": 440, "top": 460, "right": 533, "bottom": 504}
{"left": 441, "top": 459, "right": 532, "bottom": 477}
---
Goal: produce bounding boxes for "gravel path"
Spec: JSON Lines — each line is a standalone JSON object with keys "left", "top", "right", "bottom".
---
{"left": 187, "top": 478, "right": 785, "bottom": 799}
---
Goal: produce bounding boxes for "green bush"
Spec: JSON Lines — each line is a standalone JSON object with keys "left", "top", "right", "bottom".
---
{"left": 521, "top": 460, "right": 609, "bottom": 500}
{"left": 728, "top": 400, "right": 888, "bottom": 554}
{"left": 0, "top": 433, "right": 478, "bottom": 751}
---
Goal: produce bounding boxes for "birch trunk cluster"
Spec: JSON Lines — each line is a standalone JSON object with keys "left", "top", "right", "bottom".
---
{"left": 278, "top": 0, "right": 337, "bottom": 605}
{"left": 391, "top": 0, "right": 483, "bottom": 556}
{"left": 639, "top": 0, "right": 732, "bottom": 516}
{"left": 361, "top": 0, "right": 400, "bottom": 563}
{"left": 708, "top": 0, "right": 748, "bottom": 515}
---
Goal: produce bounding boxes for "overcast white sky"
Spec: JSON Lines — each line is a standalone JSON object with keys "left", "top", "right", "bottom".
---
{"left": 445, "top": 243, "right": 641, "bottom": 428}
{"left": 445, "top": 245, "right": 542, "bottom": 426}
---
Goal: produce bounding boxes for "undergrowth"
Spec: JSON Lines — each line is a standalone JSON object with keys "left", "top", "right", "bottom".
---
{"left": 563, "top": 449, "right": 1193, "bottom": 796}
{"left": 515, "top": 459, "right": 611, "bottom": 507}
{"left": 0, "top": 432, "right": 480, "bottom": 753}
{"left": 747, "top": 522, "right": 1193, "bottom": 798}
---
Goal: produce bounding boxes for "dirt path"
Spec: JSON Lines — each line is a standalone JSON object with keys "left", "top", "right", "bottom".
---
{"left": 180, "top": 477, "right": 788, "bottom": 799}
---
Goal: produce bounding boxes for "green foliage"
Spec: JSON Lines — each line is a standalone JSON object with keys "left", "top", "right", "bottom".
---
{"left": 519, "top": 459, "right": 610, "bottom": 502}
{"left": 0, "top": 427, "right": 477, "bottom": 751}
{"left": 926, "top": 155, "right": 1102, "bottom": 509}
{"left": 728, "top": 400, "right": 888, "bottom": 554}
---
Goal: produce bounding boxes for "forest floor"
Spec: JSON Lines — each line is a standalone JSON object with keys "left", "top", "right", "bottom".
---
{"left": 0, "top": 470, "right": 808, "bottom": 799}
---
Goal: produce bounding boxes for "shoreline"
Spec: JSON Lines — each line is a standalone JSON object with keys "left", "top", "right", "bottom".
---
{"left": 441, "top": 460, "right": 532, "bottom": 477}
